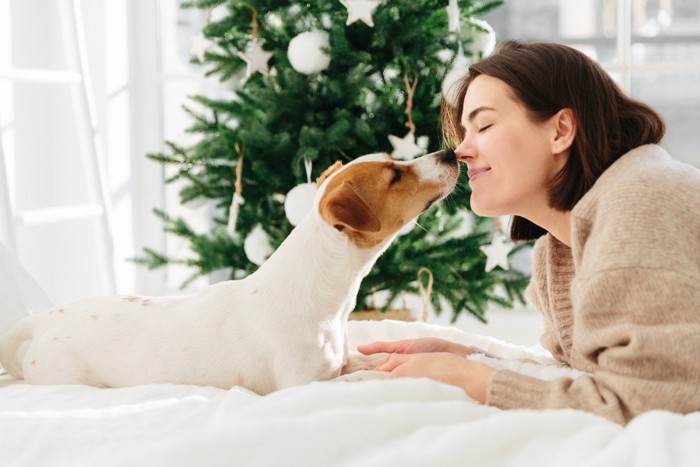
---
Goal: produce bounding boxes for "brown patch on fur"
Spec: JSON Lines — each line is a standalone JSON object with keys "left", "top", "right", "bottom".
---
{"left": 31, "top": 360, "right": 37, "bottom": 367}
{"left": 123, "top": 296, "right": 139, "bottom": 303}
{"left": 321, "top": 180, "right": 381, "bottom": 235}
{"left": 316, "top": 161, "right": 344, "bottom": 187}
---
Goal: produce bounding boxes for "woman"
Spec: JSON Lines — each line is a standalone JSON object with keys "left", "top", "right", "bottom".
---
{"left": 357, "top": 40, "right": 700, "bottom": 424}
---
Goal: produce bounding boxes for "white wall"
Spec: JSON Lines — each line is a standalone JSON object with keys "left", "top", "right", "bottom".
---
{"left": 0, "top": 0, "right": 166, "bottom": 304}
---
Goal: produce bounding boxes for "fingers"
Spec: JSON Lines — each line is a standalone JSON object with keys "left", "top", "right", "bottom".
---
{"left": 357, "top": 341, "right": 392, "bottom": 355}
{"left": 357, "top": 340, "right": 409, "bottom": 355}
{"left": 375, "top": 353, "right": 411, "bottom": 372}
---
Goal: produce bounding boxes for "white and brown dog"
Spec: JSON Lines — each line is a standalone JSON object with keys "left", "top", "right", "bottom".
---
{"left": 0, "top": 150, "right": 459, "bottom": 393}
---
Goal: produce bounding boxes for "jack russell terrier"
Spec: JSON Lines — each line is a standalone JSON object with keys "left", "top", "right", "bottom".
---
{"left": 0, "top": 150, "right": 459, "bottom": 394}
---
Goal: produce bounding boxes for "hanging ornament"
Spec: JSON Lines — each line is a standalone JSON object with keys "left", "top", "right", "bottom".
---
{"left": 388, "top": 71, "right": 427, "bottom": 160}
{"left": 446, "top": 0, "right": 461, "bottom": 33}
{"left": 388, "top": 131, "right": 424, "bottom": 160}
{"left": 190, "top": 33, "right": 215, "bottom": 63}
{"left": 237, "top": 6, "right": 273, "bottom": 80}
{"left": 480, "top": 234, "right": 514, "bottom": 272}
{"left": 227, "top": 143, "right": 246, "bottom": 235}
{"left": 340, "top": 0, "right": 380, "bottom": 27}
{"left": 480, "top": 218, "right": 514, "bottom": 272}
{"left": 284, "top": 159, "right": 318, "bottom": 226}
{"left": 441, "top": 0, "right": 469, "bottom": 108}
{"left": 239, "top": 40, "right": 273, "bottom": 80}
{"left": 467, "top": 18, "right": 497, "bottom": 58}
{"left": 288, "top": 31, "right": 331, "bottom": 74}
{"left": 190, "top": 9, "right": 216, "bottom": 63}
{"left": 441, "top": 50, "right": 471, "bottom": 107}
{"left": 444, "top": 210, "right": 475, "bottom": 240}
{"left": 244, "top": 225, "right": 273, "bottom": 266}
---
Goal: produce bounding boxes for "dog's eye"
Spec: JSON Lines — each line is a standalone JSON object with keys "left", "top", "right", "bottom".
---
{"left": 390, "top": 168, "right": 403, "bottom": 185}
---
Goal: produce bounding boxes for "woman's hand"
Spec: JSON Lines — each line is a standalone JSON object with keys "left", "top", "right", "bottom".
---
{"left": 376, "top": 352, "right": 495, "bottom": 404}
{"left": 357, "top": 338, "right": 473, "bottom": 358}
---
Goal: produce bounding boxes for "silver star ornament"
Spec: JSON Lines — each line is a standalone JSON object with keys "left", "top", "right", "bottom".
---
{"left": 480, "top": 234, "right": 514, "bottom": 272}
{"left": 191, "top": 33, "right": 215, "bottom": 62}
{"left": 340, "top": 0, "right": 380, "bottom": 27}
{"left": 388, "top": 130, "right": 425, "bottom": 160}
{"left": 238, "top": 40, "right": 273, "bottom": 80}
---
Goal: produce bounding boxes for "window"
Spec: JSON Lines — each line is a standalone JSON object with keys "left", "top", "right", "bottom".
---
{"left": 483, "top": 0, "right": 700, "bottom": 167}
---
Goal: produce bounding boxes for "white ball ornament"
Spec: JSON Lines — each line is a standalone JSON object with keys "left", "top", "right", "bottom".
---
{"left": 287, "top": 31, "right": 331, "bottom": 74}
{"left": 445, "top": 210, "right": 475, "bottom": 240}
{"left": 284, "top": 182, "right": 318, "bottom": 226}
{"left": 244, "top": 225, "right": 273, "bottom": 266}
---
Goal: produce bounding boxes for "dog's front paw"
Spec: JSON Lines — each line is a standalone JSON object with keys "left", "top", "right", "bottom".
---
{"left": 341, "top": 352, "right": 389, "bottom": 375}
{"left": 331, "top": 370, "right": 389, "bottom": 383}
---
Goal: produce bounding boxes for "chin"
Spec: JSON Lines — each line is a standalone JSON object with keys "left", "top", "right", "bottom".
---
{"left": 469, "top": 200, "right": 494, "bottom": 218}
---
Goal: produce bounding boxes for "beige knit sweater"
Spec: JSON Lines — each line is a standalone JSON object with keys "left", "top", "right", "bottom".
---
{"left": 486, "top": 144, "right": 700, "bottom": 424}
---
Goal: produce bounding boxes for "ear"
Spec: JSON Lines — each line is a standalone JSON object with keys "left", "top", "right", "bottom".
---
{"left": 321, "top": 182, "right": 381, "bottom": 233}
{"left": 551, "top": 108, "right": 577, "bottom": 154}
{"left": 316, "top": 161, "right": 344, "bottom": 187}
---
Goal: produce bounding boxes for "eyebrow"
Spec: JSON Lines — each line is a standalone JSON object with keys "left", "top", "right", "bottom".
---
{"left": 460, "top": 106, "right": 497, "bottom": 133}
{"left": 466, "top": 106, "right": 496, "bottom": 122}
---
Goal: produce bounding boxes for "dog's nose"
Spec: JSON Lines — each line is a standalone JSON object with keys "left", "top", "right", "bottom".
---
{"left": 440, "top": 149, "right": 456, "bottom": 163}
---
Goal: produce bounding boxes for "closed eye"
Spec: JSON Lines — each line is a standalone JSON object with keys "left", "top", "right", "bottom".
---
{"left": 478, "top": 124, "right": 493, "bottom": 133}
{"left": 390, "top": 168, "right": 403, "bottom": 185}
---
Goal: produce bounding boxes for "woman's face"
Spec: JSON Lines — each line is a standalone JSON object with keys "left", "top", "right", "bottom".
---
{"left": 454, "top": 75, "right": 566, "bottom": 219}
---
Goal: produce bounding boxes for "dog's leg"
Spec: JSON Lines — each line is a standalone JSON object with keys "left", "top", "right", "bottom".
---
{"left": 328, "top": 352, "right": 390, "bottom": 382}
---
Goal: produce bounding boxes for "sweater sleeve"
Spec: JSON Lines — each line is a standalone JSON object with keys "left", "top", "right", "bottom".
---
{"left": 488, "top": 268, "right": 700, "bottom": 424}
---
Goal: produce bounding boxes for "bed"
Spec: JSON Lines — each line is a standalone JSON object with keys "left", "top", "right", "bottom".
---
{"left": 2, "top": 245, "right": 699, "bottom": 466}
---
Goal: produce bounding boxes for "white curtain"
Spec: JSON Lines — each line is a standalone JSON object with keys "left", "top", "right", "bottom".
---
{"left": 0, "top": 240, "right": 52, "bottom": 336}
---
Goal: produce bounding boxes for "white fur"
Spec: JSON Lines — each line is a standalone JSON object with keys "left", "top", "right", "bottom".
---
{"left": 0, "top": 152, "right": 458, "bottom": 394}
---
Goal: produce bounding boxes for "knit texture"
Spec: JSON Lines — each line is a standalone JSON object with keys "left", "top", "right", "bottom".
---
{"left": 486, "top": 144, "right": 700, "bottom": 424}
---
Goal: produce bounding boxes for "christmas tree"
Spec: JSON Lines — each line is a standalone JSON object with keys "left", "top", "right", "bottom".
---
{"left": 137, "top": 0, "right": 530, "bottom": 322}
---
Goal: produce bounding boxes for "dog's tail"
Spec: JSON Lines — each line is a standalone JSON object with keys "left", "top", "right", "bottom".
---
{"left": 0, "top": 317, "right": 35, "bottom": 379}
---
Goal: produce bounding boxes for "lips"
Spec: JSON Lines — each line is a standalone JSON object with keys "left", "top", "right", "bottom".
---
{"left": 467, "top": 167, "right": 491, "bottom": 180}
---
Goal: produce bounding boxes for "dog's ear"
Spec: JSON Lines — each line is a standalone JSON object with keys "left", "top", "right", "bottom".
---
{"left": 316, "top": 161, "right": 344, "bottom": 187}
{"left": 322, "top": 182, "right": 381, "bottom": 233}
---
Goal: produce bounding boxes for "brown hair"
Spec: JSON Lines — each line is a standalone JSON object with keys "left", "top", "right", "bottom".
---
{"left": 441, "top": 40, "right": 666, "bottom": 241}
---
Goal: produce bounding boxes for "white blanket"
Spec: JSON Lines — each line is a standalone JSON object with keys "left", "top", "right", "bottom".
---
{"left": 1, "top": 320, "right": 699, "bottom": 467}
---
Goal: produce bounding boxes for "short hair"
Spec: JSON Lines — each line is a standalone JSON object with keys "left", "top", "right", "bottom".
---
{"left": 441, "top": 40, "right": 666, "bottom": 241}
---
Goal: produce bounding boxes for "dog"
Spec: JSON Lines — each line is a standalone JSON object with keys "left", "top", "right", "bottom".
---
{"left": 0, "top": 150, "right": 459, "bottom": 394}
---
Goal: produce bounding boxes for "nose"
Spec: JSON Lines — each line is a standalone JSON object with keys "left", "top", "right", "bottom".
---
{"left": 440, "top": 148, "right": 456, "bottom": 163}
{"left": 454, "top": 137, "right": 475, "bottom": 161}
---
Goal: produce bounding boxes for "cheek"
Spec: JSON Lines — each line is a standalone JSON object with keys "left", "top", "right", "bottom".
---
{"left": 489, "top": 127, "right": 551, "bottom": 178}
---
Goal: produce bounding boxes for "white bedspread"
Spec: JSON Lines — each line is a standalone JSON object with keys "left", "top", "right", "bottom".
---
{"left": 1, "top": 320, "right": 699, "bottom": 467}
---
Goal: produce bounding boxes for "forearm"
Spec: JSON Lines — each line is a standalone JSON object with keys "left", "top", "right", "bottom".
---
{"left": 461, "top": 360, "right": 496, "bottom": 404}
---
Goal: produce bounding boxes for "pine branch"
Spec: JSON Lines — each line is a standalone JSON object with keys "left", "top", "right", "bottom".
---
{"left": 463, "top": 1, "right": 505, "bottom": 17}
